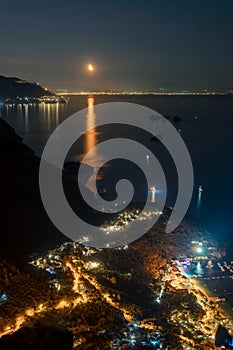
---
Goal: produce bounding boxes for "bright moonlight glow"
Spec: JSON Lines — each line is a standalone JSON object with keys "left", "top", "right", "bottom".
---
{"left": 88, "top": 64, "right": 94, "bottom": 72}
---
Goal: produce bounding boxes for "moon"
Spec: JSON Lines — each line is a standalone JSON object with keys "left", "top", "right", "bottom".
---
{"left": 87, "top": 64, "right": 94, "bottom": 72}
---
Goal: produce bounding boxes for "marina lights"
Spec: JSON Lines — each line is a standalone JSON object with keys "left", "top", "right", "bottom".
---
{"left": 196, "top": 246, "right": 203, "bottom": 254}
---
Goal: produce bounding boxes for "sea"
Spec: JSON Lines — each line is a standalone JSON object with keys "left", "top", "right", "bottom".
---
{"left": 1, "top": 94, "right": 233, "bottom": 313}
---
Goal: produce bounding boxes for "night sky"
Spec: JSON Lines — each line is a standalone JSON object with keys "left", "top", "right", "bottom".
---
{"left": 0, "top": 0, "right": 232, "bottom": 91}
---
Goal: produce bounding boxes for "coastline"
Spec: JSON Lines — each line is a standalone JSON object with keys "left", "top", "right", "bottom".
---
{"left": 175, "top": 262, "right": 233, "bottom": 319}
{"left": 190, "top": 277, "right": 227, "bottom": 317}
{"left": 161, "top": 260, "right": 233, "bottom": 346}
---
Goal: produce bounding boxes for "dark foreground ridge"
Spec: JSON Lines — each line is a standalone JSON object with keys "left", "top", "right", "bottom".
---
{"left": 0, "top": 117, "right": 67, "bottom": 265}
{"left": 0, "top": 323, "right": 73, "bottom": 350}
{"left": 0, "top": 117, "right": 117, "bottom": 266}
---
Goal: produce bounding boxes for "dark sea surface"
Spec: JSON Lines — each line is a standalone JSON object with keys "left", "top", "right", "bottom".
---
{"left": 1, "top": 95, "right": 233, "bottom": 310}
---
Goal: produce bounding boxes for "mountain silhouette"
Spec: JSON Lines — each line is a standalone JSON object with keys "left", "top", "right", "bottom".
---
{"left": 0, "top": 75, "right": 52, "bottom": 98}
